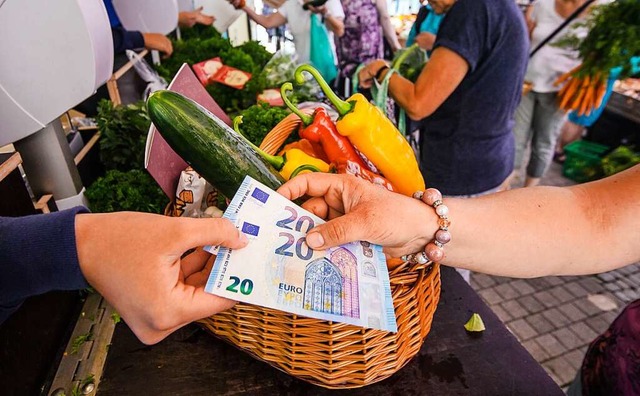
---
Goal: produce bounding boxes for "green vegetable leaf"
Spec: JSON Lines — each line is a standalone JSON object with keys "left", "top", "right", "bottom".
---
{"left": 70, "top": 332, "right": 93, "bottom": 355}
{"left": 553, "top": 0, "right": 640, "bottom": 79}
{"left": 85, "top": 169, "right": 167, "bottom": 214}
{"left": 96, "top": 99, "right": 150, "bottom": 171}
{"left": 237, "top": 102, "right": 291, "bottom": 146}
{"left": 464, "top": 313, "right": 486, "bottom": 332}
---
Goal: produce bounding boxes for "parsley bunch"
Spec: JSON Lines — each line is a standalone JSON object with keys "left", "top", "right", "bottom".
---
{"left": 238, "top": 103, "right": 291, "bottom": 146}
{"left": 96, "top": 99, "right": 150, "bottom": 171}
{"left": 85, "top": 170, "right": 167, "bottom": 214}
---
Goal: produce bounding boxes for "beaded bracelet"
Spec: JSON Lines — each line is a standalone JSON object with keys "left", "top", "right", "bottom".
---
{"left": 402, "top": 188, "right": 451, "bottom": 264}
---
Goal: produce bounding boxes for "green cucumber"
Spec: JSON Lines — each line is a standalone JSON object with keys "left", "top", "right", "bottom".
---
{"left": 146, "top": 90, "right": 285, "bottom": 199}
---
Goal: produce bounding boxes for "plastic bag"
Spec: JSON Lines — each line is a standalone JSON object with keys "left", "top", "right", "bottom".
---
{"left": 126, "top": 50, "right": 168, "bottom": 100}
{"left": 391, "top": 45, "right": 428, "bottom": 82}
{"left": 309, "top": 14, "right": 337, "bottom": 83}
{"left": 262, "top": 49, "right": 322, "bottom": 99}
{"left": 263, "top": 49, "right": 298, "bottom": 87}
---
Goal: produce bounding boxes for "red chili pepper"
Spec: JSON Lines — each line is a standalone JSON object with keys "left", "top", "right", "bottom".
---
{"left": 281, "top": 83, "right": 369, "bottom": 170}
{"left": 333, "top": 160, "right": 395, "bottom": 192}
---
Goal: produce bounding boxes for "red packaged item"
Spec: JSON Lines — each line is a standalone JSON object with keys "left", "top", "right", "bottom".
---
{"left": 334, "top": 160, "right": 395, "bottom": 192}
{"left": 257, "top": 88, "right": 284, "bottom": 106}
{"left": 192, "top": 57, "right": 223, "bottom": 86}
{"left": 210, "top": 65, "right": 252, "bottom": 89}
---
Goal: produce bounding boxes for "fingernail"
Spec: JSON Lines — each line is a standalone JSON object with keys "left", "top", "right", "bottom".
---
{"left": 239, "top": 232, "right": 249, "bottom": 244}
{"left": 306, "top": 232, "right": 324, "bottom": 249}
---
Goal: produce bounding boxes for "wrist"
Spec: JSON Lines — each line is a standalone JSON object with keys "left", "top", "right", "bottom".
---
{"left": 375, "top": 65, "right": 390, "bottom": 83}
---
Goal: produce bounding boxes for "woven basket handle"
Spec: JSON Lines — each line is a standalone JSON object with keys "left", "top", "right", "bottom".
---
{"left": 258, "top": 108, "right": 315, "bottom": 155}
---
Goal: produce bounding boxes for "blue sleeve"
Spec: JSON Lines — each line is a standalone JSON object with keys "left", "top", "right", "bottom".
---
{"left": 103, "top": 0, "right": 122, "bottom": 27}
{"left": 111, "top": 26, "right": 145, "bottom": 54}
{"left": 406, "top": 24, "right": 418, "bottom": 47}
{"left": 0, "top": 207, "right": 90, "bottom": 323}
{"left": 432, "top": 0, "right": 487, "bottom": 72}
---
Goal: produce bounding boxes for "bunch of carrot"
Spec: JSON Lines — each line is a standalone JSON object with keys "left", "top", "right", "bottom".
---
{"left": 554, "top": 64, "right": 608, "bottom": 116}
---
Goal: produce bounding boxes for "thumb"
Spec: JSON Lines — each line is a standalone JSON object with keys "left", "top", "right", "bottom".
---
{"left": 305, "top": 213, "right": 366, "bottom": 249}
{"left": 175, "top": 218, "right": 248, "bottom": 252}
{"left": 196, "top": 6, "right": 204, "bottom": 11}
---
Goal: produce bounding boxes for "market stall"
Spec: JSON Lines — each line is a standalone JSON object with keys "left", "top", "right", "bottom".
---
{"left": 98, "top": 267, "right": 562, "bottom": 395}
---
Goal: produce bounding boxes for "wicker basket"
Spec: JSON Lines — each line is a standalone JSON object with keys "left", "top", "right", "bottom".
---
{"left": 198, "top": 261, "right": 440, "bottom": 388}
{"left": 172, "top": 113, "right": 442, "bottom": 388}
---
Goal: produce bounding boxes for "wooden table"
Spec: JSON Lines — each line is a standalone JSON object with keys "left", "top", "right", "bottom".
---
{"left": 99, "top": 267, "right": 563, "bottom": 395}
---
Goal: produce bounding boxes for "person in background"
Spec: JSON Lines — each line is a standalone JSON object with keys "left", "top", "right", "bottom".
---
{"left": 357, "top": 0, "right": 527, "bottom": 198}
{"left": 554, "top": 57, "right": 640, "bottom": 163}
{"left": 334, "top": 0, "right": 401, "bottom": 94}
{"left": 357, "top": 0, "right": 528, "bottom": 282}
{"left": 279, "top": 164, "right": 640, "bottom": 395}
{"left": 405, "top": 2, "right": 445, "bottom": 51}
{"left": 510, "top": 0, "right": 588, "bottom": 188}
{"left": 229, "top": 0, "right": 345, "bottom": 65}
{"left": 103, "top": 0, "right": 173, "bottom": 56}
{"left": 0, "top": 209, "right": 248, "bottom": 345}
{"left": 357, "top": 0, "right": 527, "bottom": 192}
{"left": 178, "top": 7, "right": 216, "bottom": 28}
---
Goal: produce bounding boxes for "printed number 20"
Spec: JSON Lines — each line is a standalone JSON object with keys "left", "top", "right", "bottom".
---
{"left": 275, "top": 232, "right": 313, "bottom": 260}
{"left": 226, "top": 276, "right": 253, "bottom": 295}
{"left": 276, "top": 206, "right": 315, "bottom": 233}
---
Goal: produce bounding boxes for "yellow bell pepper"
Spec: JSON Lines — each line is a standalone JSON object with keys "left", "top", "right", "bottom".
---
{"left": 294, "top": 65, "right": 425, "bottom": 196}
{"left": 279, "top": 148, "right": 330, "bottom": 180}
{"left": 233, "top": 116, "right": 329, "bottom": 181}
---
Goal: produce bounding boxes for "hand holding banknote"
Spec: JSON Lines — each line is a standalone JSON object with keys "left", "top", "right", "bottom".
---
{"left": 205, "top": 176, "right": 398, "bottom": 332}
{"left": 278, "top": 173, "right": 437, "bottom": 258}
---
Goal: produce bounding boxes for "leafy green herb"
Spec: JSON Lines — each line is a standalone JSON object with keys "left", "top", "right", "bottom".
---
{"left": 155, "top": 31, "right": 232, "bottom": 81}
{"left": 237, "top": 103, "right": 291, "bottom": 146}
{"left": 554, "top": 0, "right": 640, "bottom": 79}
{"left": 70, "top": 332, "right": 93, "bottom": 355}
{"left": 601, "top": 145, "right": 640, "bottom": 177}
{"left": 235, "top": 40, "right": 273, "bottom": 70}
{"left": 152, "top": 30, "right": 274, "bottom": 113}
{"left": 96, "top": 99, "right": 150, "bottom": 171}
{"left": 111, "top": 312, "right": 121, "bottom": 325}
{"left": 85, "top": 169, "right": 167, "bottom": 214}
{"left": 71, "top": 374, "right": 95, "bottom": 396}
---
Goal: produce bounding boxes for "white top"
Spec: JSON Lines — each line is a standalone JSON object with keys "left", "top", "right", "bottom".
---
{"left": 526, "top": 0, "right": 587, "bottom": 93}
{"left": 278, "top": 0, "right": 344, "bottom": 64}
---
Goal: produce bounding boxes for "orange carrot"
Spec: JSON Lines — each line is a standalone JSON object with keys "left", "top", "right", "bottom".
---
{"left": 553, "top": 64, "right": 581, "bottom": 87}
{"left": 559, "top": 77, "right": 578, "bottom": 110}
{"left": 594, "top": 79, "right": 607, "bottom": 109}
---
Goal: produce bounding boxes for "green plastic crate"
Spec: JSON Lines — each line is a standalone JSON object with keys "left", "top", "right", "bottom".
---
{"left": 562, "top": 140, "right": 610, "bottom": 183}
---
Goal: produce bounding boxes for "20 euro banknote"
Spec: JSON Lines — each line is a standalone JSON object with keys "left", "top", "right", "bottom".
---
{"left": 204, "top": 176, "right": 397, "bottom": 332}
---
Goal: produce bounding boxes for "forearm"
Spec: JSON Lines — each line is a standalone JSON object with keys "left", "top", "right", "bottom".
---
{"left": 0, "top": 207, "right": 89, "bottom": 322}
{"left": 387, "top": 74, "right": 430, "bottom": 119}
{"left": 442, "top": 166, "right": 640, "bottom": 277}
{"left": 386, "top": 46, "right": 467, "bottom": 120}
{"left": 377, "top": 2, "right": 401, "bottom": 51}
{"left": 324, "top": 15, "right": 344, "bottom": 37}
{"left": 243, "top": 6, "right": 283, "bottom": 29}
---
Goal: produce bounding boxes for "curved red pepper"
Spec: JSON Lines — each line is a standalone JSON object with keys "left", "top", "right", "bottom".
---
{"left": 299, "top": 107, "right": 370, "bottom": 169}
{"left": 281, "top": 82, "right": 370, "bottom": 170}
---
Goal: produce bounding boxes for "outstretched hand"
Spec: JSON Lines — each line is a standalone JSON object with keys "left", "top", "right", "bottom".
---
{"left": 278, "top": 173, "right": 436, "bottom": 258}
{"left": 75, "top": 212, "right": 248, "bottom": 344}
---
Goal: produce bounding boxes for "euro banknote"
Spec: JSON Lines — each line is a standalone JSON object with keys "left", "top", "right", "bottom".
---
{"left": 205, "top": 176, "right": 397, "bottom": 332}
